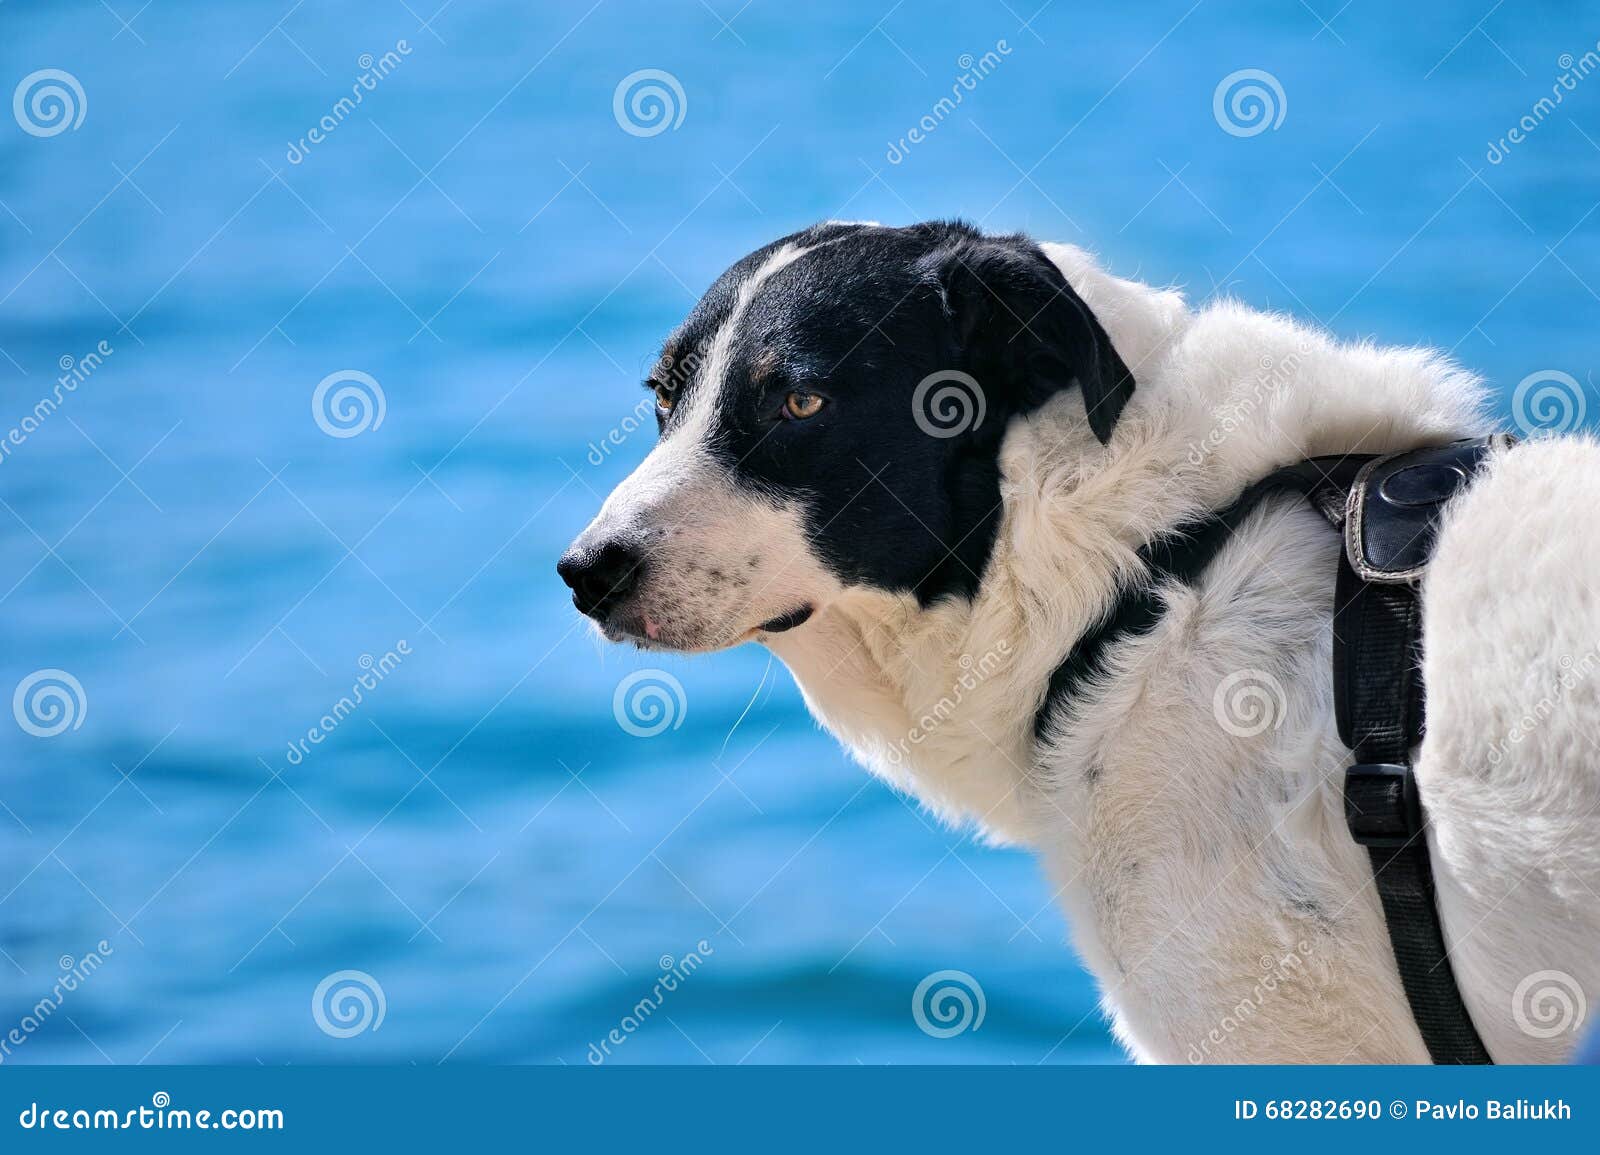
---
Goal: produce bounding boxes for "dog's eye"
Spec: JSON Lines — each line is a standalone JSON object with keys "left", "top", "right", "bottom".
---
{"left": 782, "top": 391, "right": 826, "bottom": 421}
{"left": 652, "top": 383, "right": 676, "bottom": 413}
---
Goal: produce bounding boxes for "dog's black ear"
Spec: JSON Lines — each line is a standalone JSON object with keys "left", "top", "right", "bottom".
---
{"left": 922, "top": 235, "right": 1135, "bottom": 443}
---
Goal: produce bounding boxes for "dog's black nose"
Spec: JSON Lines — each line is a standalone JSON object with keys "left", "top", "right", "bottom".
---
{"left": 557, "top": 539, "right": 644, "bottom": 619}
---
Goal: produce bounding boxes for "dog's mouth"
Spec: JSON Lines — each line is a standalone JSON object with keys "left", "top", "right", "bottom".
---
{"left": 755, "top": 605, "right": 813, "bottom": 634}
{"left": 598, "top": 602, "right": 815, "bottom": 651}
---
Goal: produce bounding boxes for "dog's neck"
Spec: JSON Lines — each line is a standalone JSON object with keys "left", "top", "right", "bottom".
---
{"left": 767, "top": 245, "right": 1490, "bottom": 844}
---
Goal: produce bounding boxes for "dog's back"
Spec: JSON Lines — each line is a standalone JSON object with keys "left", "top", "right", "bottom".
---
{"left": 1420, "top": 435, "right": 1600, "bottom": 1062}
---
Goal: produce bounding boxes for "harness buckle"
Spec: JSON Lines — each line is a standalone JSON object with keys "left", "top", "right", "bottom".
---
{"left": 1344, "top": 762, "right": 1423, "bottom": 849}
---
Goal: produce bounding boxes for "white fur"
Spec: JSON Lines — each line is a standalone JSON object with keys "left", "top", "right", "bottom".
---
{"left": 760, "top": 244, "right": 1599, "bottom": 1063}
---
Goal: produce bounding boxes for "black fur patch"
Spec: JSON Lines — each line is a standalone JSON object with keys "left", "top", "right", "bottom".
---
{"left": 647, "top": 220, "right": 1135, "bottom": 607}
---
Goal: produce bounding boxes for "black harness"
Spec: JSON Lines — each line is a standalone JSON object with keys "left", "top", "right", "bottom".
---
{"left": 1035, "top": 436, "right": 1511, "bottom": 1064}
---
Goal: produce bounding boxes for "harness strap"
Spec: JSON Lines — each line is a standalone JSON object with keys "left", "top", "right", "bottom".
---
{"left": 1333, "top": 441, "right": 1504, "bottom": 1065}
{"left": 1339, "top": 555, "right": 1491, "bottom": 1063}
{"left": 1032, "top": 455, "right": 1367, "bottom": 740}
{"left": 1032, "top": 441, "right": 1502, "bottom": 1063}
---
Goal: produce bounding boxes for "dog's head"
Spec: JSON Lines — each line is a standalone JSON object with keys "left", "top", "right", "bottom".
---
{"left": 558, "top": 220, "right": 1134, "bottom": 652}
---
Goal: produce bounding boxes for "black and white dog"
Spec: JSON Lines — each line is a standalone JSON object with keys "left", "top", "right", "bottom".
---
{"left": 559, "top": 220, "right": 1600, "bottom": 1063}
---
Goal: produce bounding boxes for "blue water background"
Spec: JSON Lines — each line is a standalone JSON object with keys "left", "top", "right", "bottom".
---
{"left": 1, "top": 0, "right": 1597, "bottom": 1064}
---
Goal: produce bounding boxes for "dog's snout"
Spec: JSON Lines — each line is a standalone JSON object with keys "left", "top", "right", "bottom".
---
{"left": 557, "top": 538, "right": 645, "bottom": 620}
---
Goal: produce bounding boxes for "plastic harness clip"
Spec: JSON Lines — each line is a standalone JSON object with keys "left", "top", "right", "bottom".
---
{"left": 1344, "top": 762, "right": 1423, "bottom": 849}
